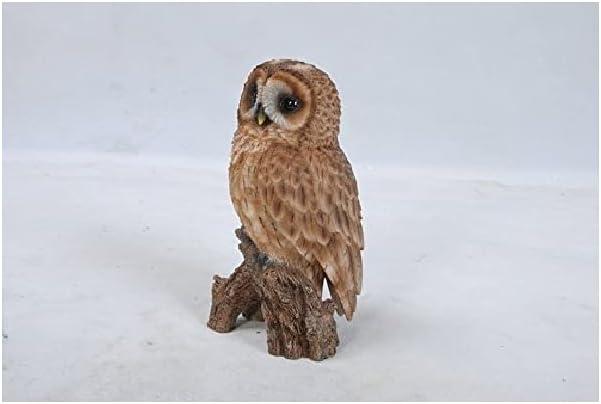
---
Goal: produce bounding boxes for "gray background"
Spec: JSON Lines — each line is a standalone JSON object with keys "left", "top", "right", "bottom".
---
{"left": 3, "top": 3, "right": 598, "bottom": 181}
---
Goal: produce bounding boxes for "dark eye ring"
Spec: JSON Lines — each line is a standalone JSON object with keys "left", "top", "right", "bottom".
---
{"left": 279, "top": 95, "right": 302, "bottom": 113}
{"left": 247, "top": 84, "right": 257, "bottom": 106}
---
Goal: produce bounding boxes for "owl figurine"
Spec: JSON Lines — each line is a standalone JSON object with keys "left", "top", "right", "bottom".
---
{"left": 229, "top": 59, "right": 364, "bottom": 320}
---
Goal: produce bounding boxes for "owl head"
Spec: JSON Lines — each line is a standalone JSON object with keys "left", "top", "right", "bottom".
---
{"left": 237, "top": 59, "right": 341, "bottom": 144}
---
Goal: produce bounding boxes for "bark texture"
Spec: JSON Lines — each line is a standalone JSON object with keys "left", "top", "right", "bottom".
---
{"left": 206, "top": 229, "right": 263, "bottom": 333}
{"left": 207, "top": 228, "right": 339, "bottom": 360}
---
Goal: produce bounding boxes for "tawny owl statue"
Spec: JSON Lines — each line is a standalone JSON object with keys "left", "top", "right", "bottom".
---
{"left": 229, "top": 59, "right": 364, "bottom": 320}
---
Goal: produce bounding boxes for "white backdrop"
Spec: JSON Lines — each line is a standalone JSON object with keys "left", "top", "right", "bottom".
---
{"left": 4, "top": 3, "right": 598, "bottom": 181}
{"left": 3, "top": 3, "right": 598, "bottom": 401}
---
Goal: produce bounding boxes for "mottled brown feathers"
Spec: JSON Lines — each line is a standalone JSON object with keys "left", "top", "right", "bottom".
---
{"left": 229, "top": 59, "right": 363, "bottom": 320}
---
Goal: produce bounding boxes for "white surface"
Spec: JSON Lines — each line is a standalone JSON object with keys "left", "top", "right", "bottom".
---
{"left": 3, "top": 3, "right": 598, "bottom": 179}
{"left": 3, "top": 151, "right": 597, "bottom": 401}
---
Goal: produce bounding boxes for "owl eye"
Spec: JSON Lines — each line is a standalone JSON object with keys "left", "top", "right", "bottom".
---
{"left": 279, "top": 95, "right": 302, "bottom": 113}
{"left": 247, "top": 84, "right": 258, "bottom": 106}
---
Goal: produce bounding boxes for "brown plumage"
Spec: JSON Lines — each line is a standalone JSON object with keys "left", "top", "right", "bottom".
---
{"left": 229, "top": 59, "right": 364, "bottom": 320}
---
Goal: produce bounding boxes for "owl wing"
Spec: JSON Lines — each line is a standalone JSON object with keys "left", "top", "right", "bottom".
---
{"left": 256, "top": 146, "right": 364, "bottom": 320}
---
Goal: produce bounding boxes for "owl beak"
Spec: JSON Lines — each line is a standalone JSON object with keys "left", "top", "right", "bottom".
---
{"left": 256, "top": 105, "right": 268, "bottom": 126}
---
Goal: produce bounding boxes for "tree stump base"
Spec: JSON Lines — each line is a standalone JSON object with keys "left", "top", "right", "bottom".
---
{"left": 207, "top": 228, "right": 339, "bottom": 361}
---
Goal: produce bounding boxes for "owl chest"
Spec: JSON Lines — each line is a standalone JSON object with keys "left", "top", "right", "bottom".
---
{"left": 230, "top": 147, "right": 268, "bottom": 202}
{"left": 230, "top": 145, "right": 311, "bottom": 259}
{"left": 231, "top": 136, "right": 293, "bottom": 194}
{"left": 230, "top": 147, "right": 274, "bottom": 218}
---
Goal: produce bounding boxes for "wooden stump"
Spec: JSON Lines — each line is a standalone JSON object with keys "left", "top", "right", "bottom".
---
{"left": 207, "top": 228, "right": 339, "bottom": 360}
{"left": 259, "top": 266, "right": 339, "bottom": 360}
{"left": 206, "top": 229, "right": 263, "bottom": 333}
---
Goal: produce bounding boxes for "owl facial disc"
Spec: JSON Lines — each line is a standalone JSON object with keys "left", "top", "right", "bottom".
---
{"left": 238, "top": 63, "right": 321, "bottom": 132}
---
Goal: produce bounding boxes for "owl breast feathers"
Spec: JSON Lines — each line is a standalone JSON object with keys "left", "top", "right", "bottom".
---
{"left": 229, "top": 59, "right": 364, "bottom": 320}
